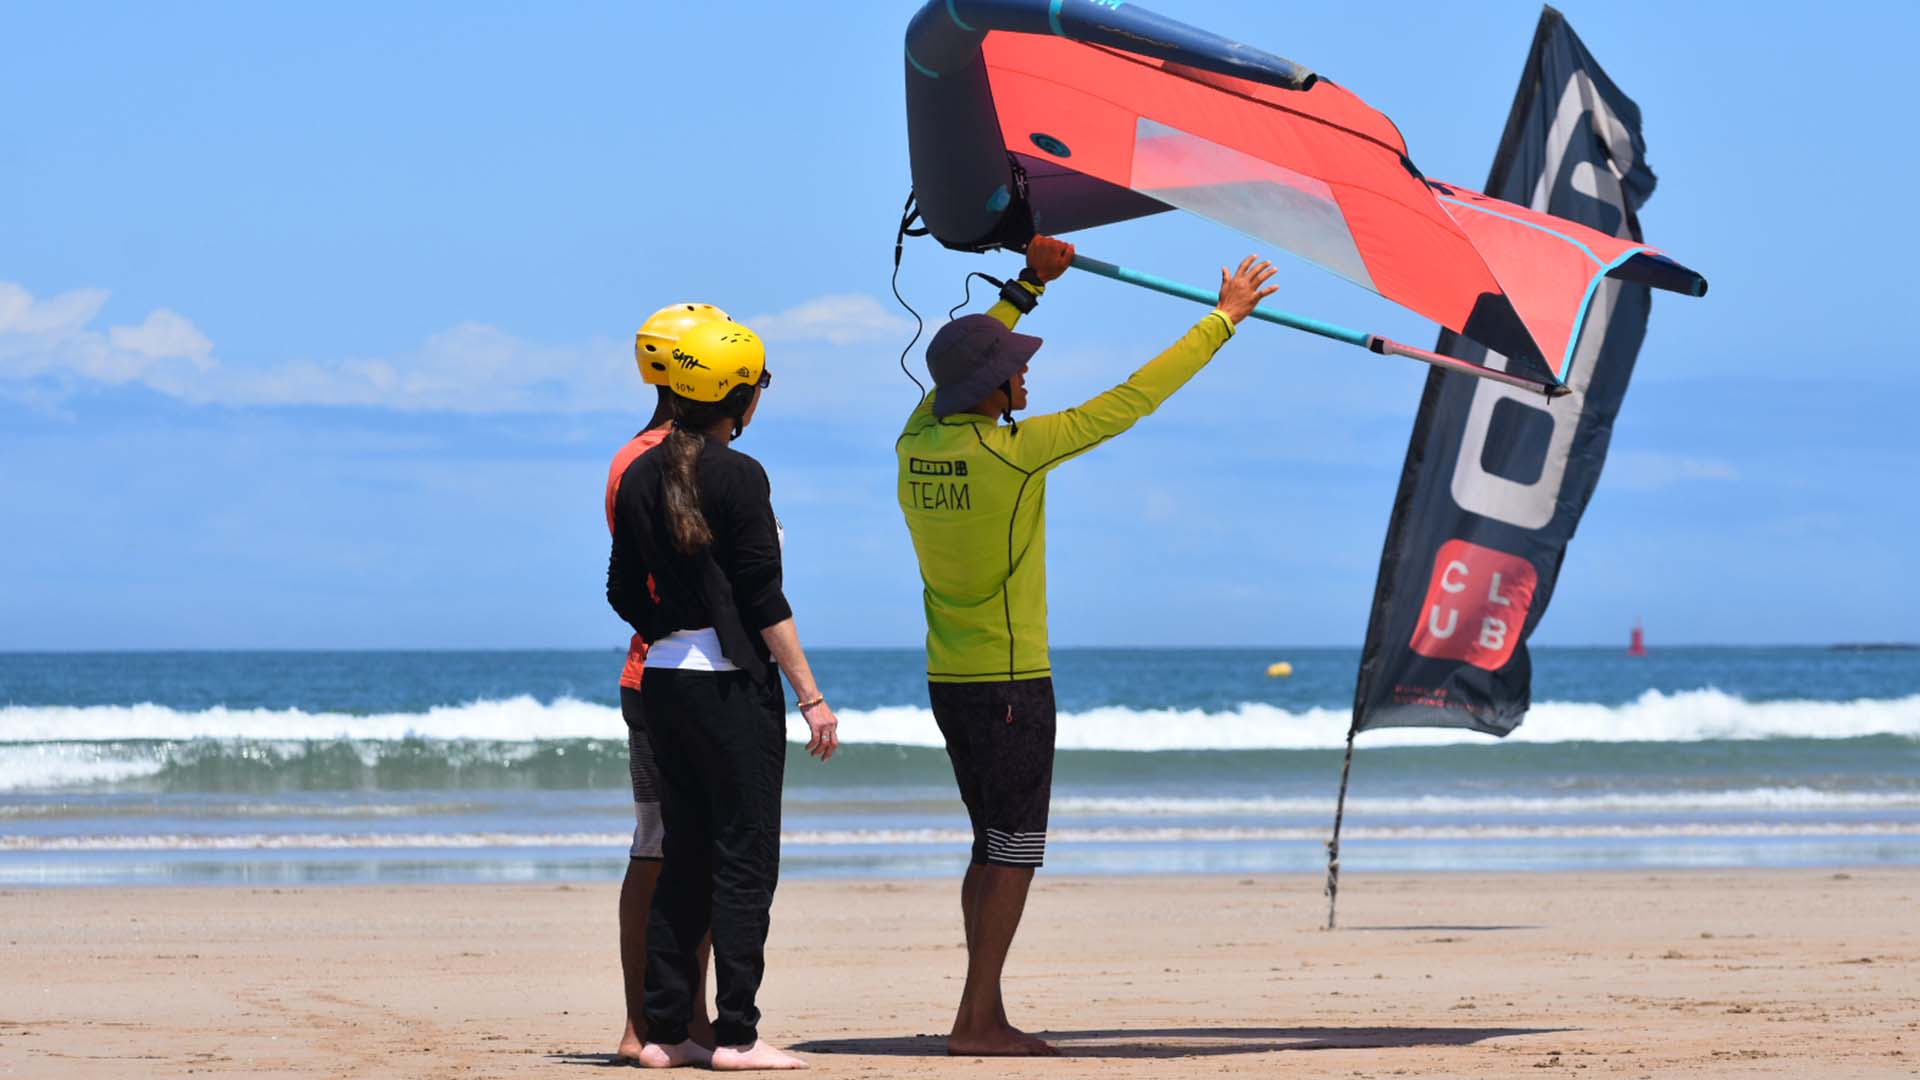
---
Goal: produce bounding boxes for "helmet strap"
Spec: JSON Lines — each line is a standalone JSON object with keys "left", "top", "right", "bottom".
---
{"left": 998, "top": 380, "right": 1019, "bottom": 434}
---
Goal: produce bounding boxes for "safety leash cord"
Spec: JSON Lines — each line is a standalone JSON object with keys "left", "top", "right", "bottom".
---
{"left": 945, "top": 272, "right": 1004, "bottom": 322}
{"left": 891, "top": 191, "right": 929, "bottom": 404}
{"left": 891, "top": 179, "right": 1033, "bottom": 431}
{"left": 946, "top": 271, "right": 1022, "bottom": 435}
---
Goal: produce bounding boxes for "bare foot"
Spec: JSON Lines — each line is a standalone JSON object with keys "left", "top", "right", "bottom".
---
{"left": 947, "top": 1023, "right": 1058, "bottom": 1057}
{"left": 616, "top": 1020, "right": 644, "bottom": 1064}
{"left": 710, "top": 1040, "right": 808, "bottom": 1070}
{"left": 637, "top": 1039, "right": 714, "bottom": 1069}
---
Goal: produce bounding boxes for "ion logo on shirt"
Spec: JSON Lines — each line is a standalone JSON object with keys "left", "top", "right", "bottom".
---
{"left": 908, "top": 458, "right": 968, "bottom": 477}
{"left": 907, "top": 459, "right": 971, "bottom": 511}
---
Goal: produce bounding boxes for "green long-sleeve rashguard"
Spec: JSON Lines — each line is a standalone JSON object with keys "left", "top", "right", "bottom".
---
{"left": 897, "top": 297, "right": 1237, "bottom": 683}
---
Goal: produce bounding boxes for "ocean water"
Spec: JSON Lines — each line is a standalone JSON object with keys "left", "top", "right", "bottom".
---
{"left": 1, "top": 647, "right": 1916, "bottom": 886}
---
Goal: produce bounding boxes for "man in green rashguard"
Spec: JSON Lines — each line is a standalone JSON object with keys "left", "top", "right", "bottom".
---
{"left": 897, "top": 237, "right": 1278, "bottom": 1055}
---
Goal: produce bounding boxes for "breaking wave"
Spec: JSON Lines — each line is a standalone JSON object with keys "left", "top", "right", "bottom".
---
{"left": 2, "top": 688, "right": 1916, "bottom": 752}
{"left": 5, "top": 820, "right": 1916, "bottom": 853}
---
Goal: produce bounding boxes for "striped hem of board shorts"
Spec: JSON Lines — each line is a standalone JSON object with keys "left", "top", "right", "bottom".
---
{"left": 984, "top": 828, "right": 1046, "bottom": 866}
{"left": 627, "top": 727, "right": 659, "bottom": 803}
{"left": 629, "top": 801, "right": 666, "bottom": 860}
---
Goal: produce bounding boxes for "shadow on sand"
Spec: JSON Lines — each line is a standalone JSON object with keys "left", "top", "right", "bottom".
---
{"left": 1340, "top": 924, "right": 1542, "bottom": 932}
{"left": 792, "top": 1024, "right": 1571, "bottom": 1060}
{"left": 546, "top": 1052, "right": 634, "bottom": 1068}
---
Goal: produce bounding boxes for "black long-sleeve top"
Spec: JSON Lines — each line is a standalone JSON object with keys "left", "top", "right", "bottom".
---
{"left": 606, "top": 436, "right": 792, "bottom": 680}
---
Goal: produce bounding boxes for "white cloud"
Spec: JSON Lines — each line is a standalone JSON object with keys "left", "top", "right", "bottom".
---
{"left": 0, "top": 282, "right": 206, "bottom": 386}
{"left": 0, "top": 283, "right": 588, "bottom": 413}
{"left": 745, "top": 294, "right": 915, "bottom": 345}
{"left": 109, "top": 310, "right": 213, "bottom": 365}
{"left": 0, "top": 282, "right": 107, "bottom": 336}
{"left": 0, "top": 281, "right": 937, "bottom": 414}
{"left": 1608, "top": 451, "right": 1740, "bottom": 490}
{"left": 182, "top": 323, "right": 631, "bottom": 414}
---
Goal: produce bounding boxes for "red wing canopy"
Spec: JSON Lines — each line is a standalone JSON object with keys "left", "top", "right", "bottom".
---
{"left": 978, "top": 31, "right": 1662, "bottom": 382}
{"left": 1421, "top": 181, "right": 1676, "bottom": 382}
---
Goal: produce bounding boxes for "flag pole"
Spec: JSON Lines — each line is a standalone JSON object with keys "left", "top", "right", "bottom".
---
{"left": 1069, "top": 253, "right": 1568, "bottom": 398}
{"left": 1324, "top": 725, "right": 1358, "bottom": 930}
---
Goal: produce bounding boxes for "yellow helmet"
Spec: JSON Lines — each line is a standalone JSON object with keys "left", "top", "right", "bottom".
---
{"left": 635, "top": 303, "right": 733, "bottom": 385}
{"left": 667, "top": 321, "right": 767, "bottom": 404}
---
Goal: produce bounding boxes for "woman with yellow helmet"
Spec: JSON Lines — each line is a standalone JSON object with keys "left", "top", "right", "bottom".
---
{"left": 606, "top": 319, "right": 839, "bottom": 1071}
{"left": 606, "top": 302, "right": 732, "bottom": 1061}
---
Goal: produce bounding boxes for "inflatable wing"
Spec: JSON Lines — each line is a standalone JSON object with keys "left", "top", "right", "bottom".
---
{"left": 904, "top": 0, "right": 1706, "bottom": 389}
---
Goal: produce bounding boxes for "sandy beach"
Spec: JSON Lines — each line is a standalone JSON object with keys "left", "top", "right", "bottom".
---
{"left": 0, "top": 869, "right": 1914, "bottom": 1078}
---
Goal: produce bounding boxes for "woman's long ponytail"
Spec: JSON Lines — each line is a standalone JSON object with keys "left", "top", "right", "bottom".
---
{"left": 662, "top": 422, "right": 713, "bottom": 554}
{"left": 659, "top": 384, "right": 756, "bottom": 555}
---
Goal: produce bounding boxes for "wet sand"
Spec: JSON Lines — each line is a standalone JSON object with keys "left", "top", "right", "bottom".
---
{"left": 1, "top": 869, "right": 1915, "bottom": 1077}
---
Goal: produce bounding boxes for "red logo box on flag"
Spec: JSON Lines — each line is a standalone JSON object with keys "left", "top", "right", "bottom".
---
{"left": 1408, "top": 539, "right": 1539, "bottom": 670}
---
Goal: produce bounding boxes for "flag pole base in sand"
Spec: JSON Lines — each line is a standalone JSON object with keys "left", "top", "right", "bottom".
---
{"left": 1325, "top": 726, "right": 1358, "bottom": 930}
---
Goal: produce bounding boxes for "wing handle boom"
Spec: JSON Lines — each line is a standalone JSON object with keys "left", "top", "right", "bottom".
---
{"left": 1070, "top": 253, "right": 1568, "bottom": 398}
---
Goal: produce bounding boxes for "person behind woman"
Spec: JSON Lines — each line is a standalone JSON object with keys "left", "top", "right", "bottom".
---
{"left": 605, "top": 302, "right": 732, "bottom": 1061}
{"left": 606, "top": 319, "right": 839, "bottom": 1071}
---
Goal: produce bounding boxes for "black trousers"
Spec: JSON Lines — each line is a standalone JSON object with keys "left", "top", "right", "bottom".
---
{"left": 639, "top": 667, "right": 786, "bottom": 1047}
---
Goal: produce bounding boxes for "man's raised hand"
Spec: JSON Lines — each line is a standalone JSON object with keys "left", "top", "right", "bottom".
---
{"left": 1025, "top": 236, "right": 1075, "bottom": 283}
{"left": 1217, "top": 256, "right": 1279, "bottom": 324}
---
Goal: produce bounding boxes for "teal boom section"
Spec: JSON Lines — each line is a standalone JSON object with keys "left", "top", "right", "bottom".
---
{"left": 1069, "top": 253, "right": 1568, "bottom": 397}
{"left": 1072, "top": 254, "right": 1371, "bottom": 347}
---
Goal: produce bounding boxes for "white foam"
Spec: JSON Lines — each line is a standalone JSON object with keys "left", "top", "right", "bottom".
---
{"left": 0, "top": 800, "right": 474, "bottom": 820}
{"left": 1052, "top": 788, "right": 1920, "bottom": 817}
{"left": 0, "top": 696, "right": 620, "bottom": 743}
{"left": 0, "top": 745, "right": 168, "bottom": 792}
{"left": 2, "top": 688, "right": 1916, "bottom": 753}
{"left": 0, "top": 832, "right": 626, "bottom": 851}
{"left": 800, "top": 690, "right": 1920, "bottom": 750}
{"left": 5, "top": 821, "right": 1916, "bottom": 853}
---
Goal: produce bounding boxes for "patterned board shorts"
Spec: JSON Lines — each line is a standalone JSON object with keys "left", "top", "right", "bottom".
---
{"left": 620, "top": 686, "right": 666, "bottom": 860}
{"left": 928, "top": 677, "right": 1057, "bottom": 868}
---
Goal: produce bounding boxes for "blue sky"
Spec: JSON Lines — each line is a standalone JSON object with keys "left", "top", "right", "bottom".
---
{"left": 2, "top": 1, "right": 1914, "bottom": 649}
